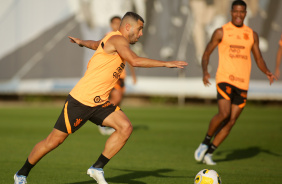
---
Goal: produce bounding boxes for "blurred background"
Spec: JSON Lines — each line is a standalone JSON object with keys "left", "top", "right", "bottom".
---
{"left": 0, "top": 0, "right": 281, "bottom": 105}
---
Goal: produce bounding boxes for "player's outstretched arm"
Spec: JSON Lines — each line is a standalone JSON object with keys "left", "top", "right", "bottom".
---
{"left": 202, "top": 28, "right": 223, "bottom": 87}
{"left": 68, "top": 36, "right": 101, "bottom": 50}
{"left": 251, "top": 32, "right": 277, "bottom": 85}
{"left": 111, "top": 36, "right": 187, "bottom": 68}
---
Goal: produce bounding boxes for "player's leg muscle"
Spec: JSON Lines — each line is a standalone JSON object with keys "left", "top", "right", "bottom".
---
{"left": 100, "top": 110, "right": 133, "bottom": 159}
{"left": 28, "top": 128, "right": 68, "bottom": 165}
{"left": 207, "top": 99, "right": 231, "bottom": 136}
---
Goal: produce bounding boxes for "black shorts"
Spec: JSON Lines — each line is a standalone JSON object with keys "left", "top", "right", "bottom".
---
{"left": 54, "top": 95, "right": 121, "bottom": 134}
{"left": 217, "top": 82, "right": 248, "bottom": 108}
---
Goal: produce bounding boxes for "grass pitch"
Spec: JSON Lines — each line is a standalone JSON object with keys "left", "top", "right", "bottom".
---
{"left": 0, "top": 103, "right": 281, "bottom": 183}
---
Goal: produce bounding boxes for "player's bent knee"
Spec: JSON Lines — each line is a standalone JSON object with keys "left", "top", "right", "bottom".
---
{"left": 219, "top": 111, "right": 230, "bottom": 120}
{"left": 228, "top": 119, "right": 237, "bottom": 127}
{"left": 45, "top": 135, "right": 66, "bottom": 150}
{"left": 119, "top": 121, "right": 133, "bottom": 137}
{"left": 45, "top": 139, "right": 62, "bottom": 150}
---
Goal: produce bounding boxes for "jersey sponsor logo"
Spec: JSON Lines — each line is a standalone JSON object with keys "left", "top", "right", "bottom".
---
{"left": 229, "top": 75, "right": 244, "bottom": 83}
{"left": 74, "top": 118, "right": 82, "bottom": 127}
{"left": 113, "top": 63, "right": 125, "bottom": 79}
{"left": 230, "top": 45, "right": 245, "bottom": 49}
{"left": 94, "top": 96, "right": 101, "bottom": 103}
{"left": 229, "top": 45, "right": 248, "bottom": 60}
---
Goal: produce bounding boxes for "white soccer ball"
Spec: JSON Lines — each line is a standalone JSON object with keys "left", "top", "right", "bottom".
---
{"left": 194, "top": 169, "right": 222, "bottom": 184}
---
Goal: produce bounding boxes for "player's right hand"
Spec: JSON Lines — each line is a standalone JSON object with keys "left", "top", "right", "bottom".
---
{"left": 203, "top": 73, "right": 211, "bottom": 87}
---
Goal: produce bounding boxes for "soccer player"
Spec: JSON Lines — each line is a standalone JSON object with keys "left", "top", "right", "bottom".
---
{"left": 14, "top": 12, "right": 187, "bottom": 184}
{"left": 109, "top": 16, "right": 122, "bottom": 33}
{"left": 275, "top": 33, "right": 282, "bottom": 79}
{"left": 108, "top": 16, "right": 137, "bottom": 107}
{"left": 98, "top": 16, "right": 137, "bottom": 135}
{"left": 194, "top": 0, "right": 276, "bottom": 165}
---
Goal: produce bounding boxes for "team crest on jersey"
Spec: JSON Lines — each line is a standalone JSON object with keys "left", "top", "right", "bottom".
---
{"left": 94, "top": 96, "right": 101, "bottom": 103}
{"left": 243, "top": 33, "right": 249, "bottom": 40}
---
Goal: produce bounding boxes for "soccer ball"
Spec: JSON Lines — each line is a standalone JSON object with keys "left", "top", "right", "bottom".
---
{"left": 194, "top": 169, "right": 221, "bottom": 184}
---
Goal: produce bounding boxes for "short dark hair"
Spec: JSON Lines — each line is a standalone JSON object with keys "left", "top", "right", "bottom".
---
{"left": 122, "top": 12, "right": 144, "bottom": 23}
{"left": 231, "top": 0, "right": 247, "bottom": 10}
{"left": 110, "top": 16, "right": 121, "bottom": 23}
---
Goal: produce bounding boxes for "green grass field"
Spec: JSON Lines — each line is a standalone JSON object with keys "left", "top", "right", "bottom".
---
{"left": 1, "top": 103, "right": 281, "bottom": 183}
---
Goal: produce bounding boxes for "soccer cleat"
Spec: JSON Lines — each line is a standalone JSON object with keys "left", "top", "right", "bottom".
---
{"left": 194, "top": 143, "right": 208, "bottom": 162}
{"left": 203, "top": 153, "right": 217, "bottom": 165}
{"left": 87, "top": 166, "right": 108, "bottom": 184}
{"left": 14, "top": 173, "right": 27, "bottom": 184}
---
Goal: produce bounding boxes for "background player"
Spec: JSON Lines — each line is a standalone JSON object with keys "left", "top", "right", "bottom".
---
{"left": 275, "top": 33, "right": 282, "bottom": 79}
{"left": 14, "top": 12, "right": 187, "bottom": 184}
{"left": 194, "top": 0, "right": 276, "bottom": 165}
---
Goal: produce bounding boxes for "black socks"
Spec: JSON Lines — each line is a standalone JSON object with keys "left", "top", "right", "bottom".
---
{"left": 202, "top": 134, "right": 212, "bottom": 145}
{"left": 206, "top": 144, "right": 217, "bottom": 154}
{"left": 93, "top": 154, "right": 109, "bottom": 168}
{"left": 202, "top": 134, "right": 217, "bottom": 154}
{"left": 17, "top": 159, "right": 34, "bottom": 177}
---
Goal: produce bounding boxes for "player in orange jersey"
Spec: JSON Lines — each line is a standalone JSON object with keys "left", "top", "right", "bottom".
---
{"left": 275, "top": 33, "right": 282, "bottom": 79}
{"left": 14, "top": 12, "right": 187, "bottom": 184}
{"left": 108, "top": 16, "right": 137, "bottom": 106}
{"left": 194, "top": 0, "right": 276, "bottom": 165}
{"left": 98, "top": 16, "right": 137, "bottom": 135}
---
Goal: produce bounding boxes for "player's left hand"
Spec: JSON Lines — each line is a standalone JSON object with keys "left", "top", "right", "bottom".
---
{"left": 68, "top": 36, "right": 83, "bottom": 47}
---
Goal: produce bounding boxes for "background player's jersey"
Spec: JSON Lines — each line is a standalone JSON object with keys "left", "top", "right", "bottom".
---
{"left": 70, "top": 31, "right": 125, "bottom": 107}
{"left": 279, "top": 34, "right": 282, "bottom": 46}
{"left": 216, "top": 22, "right": 254, "bottom": 90}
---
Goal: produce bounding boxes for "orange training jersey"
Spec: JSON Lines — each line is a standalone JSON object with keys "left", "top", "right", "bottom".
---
{"left": 216, "top": 22, "right": 254, "bottom": 90}
{"left": 279, "top": 34, "right": 282, "bottom": 46}
{"left": 70, "top": 31, "right": 125, "bottom": 106}
{"left": 119, "top": 63, "right": 126, "bottom": 79}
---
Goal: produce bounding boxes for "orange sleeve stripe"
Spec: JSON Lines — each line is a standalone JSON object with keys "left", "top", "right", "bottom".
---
{"left": 64, "top": 101, "right": 72, "bottom": 134}
{"left": 217, "top": 84, "right": 230, "bottom": 100}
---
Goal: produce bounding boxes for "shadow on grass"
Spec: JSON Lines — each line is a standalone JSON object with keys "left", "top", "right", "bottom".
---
{"left": 67, "top": 168, "right": 189, "bottom": 184}
{"left": 133, "top": 125, "right": 149, "bottom": 131}
{"left": 215, "top": 146, "right": 280, "bottom": 163}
